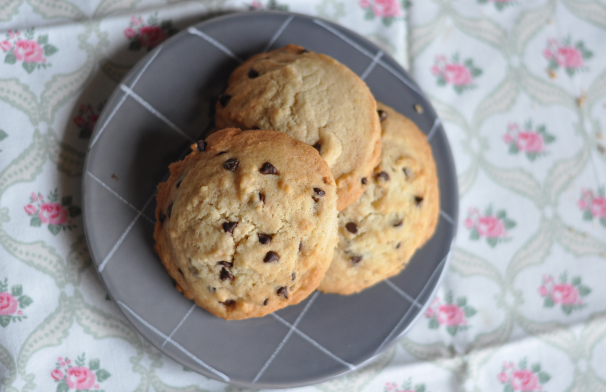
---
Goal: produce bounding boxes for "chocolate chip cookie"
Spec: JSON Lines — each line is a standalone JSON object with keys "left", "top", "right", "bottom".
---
{"left": 318, "top": 103, "right": 440, "bottom": 295}
{"left": 214, "top": 44, "right": 381, "bottom": 211}
{"left": 154, "top": 128, "right": 338, "bottom": 320}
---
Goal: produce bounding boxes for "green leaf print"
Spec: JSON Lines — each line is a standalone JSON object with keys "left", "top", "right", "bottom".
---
{"left": 469, "top": 227, "right": 480, "bottom": 240}
{"left": 43, "top": 44, "right": 58, "bottom": 57}
{"left": 538, "top": 371, "right": 551, "bottom": 383}
{"left": 518, "top": 358, "right": 527, "bottom": 369}
{"left": 10, "top": 285, "right": 22, "bottom": 297}
{"left": 536, "top": 125, "right": 546, "bottom": 134}
{"left": 48, "top": 224, "right": 61, "bottom": 236}
{"left": 487, "top": 237, "right": 498, "bottom": 247}
{"left": 504, "top": 384, "right": 514, "bottom": 392}
{"left": 464, "top": 306, "right": 477, "bottom": 317}
{"left": 544, "top": 296, "right": 555, "bottom": 307}
{"left": 503, "top": 219, "right": 516, "bottom": 230}
{"left": 446, "top": 325, "right": 458, "bottom": 336}
{"left": 582, "top": 209, "right": 593, "bottom": 221}
{"left": 37, "top": 35, "right": 48, "bottom": 45}
{"left": 61, "top": 196, "right": 72, "bottom": 206}
{"left": 18, "top": 295, "right": 32, "bottom": 308}
{"left": 578, "top": 285, "right": 591, "bottom": 296}
{"left": 571, "top": 276, "right": 581, "bottom": 286}
{"left": 4, "top": 53, "right": 16, "bottom": 64}
{"left": 526, "top": 152, "right": 538, "bottom": 161}
{"left": 96, "top": 369, "right": 111, "bottom": 382}
{"left": 436, "top": 76, "right": 446, "bottom": 86}
{"left": 56, "top": 381, "right": 69, "bottom": 392}
{"left": 0, "top": 316, "right": 10, "bottom": 328}
{"left": 562, "top": 305, "right": 573, "bottom": 315}
{"left": 30, "top": 216, "right": 42, "bottom": 227}
{"left": 543, "top": 133, "right": 555, "bottom": 143}
{"left": 565, "top": 67, "right": 575, "bottom": 77}
{"left": 497, "top": 210, "right": 507, "bottom": 219}
{"left": 89, "top": 358, "right": 100, "bottom": 371}
{"left": 428, "top": 317, "right": 439, "bottom": 329}
{"left": 0, "top": 129, "right": 7, "bottom": 141}
{"left": 508, "top": 143, "right": 519, "bottom": 154}
{"left": 22, "top": 62, "right": 36, "bottom": 74}
{"left": 600, "top": 218, "right": 606, "bottom": 228}
{"left": 531, "top": 363, "right": 541, "bottom": 373}
{"left": 416, "top": 385, "right": 426, "bottom": 392}
{"left": 68, "top": 205, "right": 81, "bottom": 218}
{"left": 456, "top": 297, "right": 467, "bottom": 307}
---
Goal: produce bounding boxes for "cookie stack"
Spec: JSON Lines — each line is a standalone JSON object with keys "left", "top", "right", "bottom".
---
{"left": 154, "top": 45, "right": 439, "bottom": 320}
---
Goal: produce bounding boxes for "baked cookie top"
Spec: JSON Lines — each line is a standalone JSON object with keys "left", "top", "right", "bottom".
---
{"left": 318, "top": 103, "right": 440, "bottom": 295}
{"left": 214, "top": 44, "right": 381, "bottom": 211}
{"left": 154, "top": 128, "right": 338, "bottom": 319}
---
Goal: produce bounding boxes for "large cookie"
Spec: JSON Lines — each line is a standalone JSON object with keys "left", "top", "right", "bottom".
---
{"left": 318, "top": 103, "right": 440, "bottom": 295}
{"left": 154, "top": 128, "right": 338, "bottom": 319}
{"left": 215, "top": 44, "right": 381, "bottom": 211}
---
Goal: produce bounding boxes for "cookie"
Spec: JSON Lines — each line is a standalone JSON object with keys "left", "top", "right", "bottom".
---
{"left": 214, "top": 44, "right": 381, "bottom": 211}
{"left": 154, "top": 128, "right": 338, "bottom": 320}
{"left": 318, "top": 103, "right": 440, "bottom": 295}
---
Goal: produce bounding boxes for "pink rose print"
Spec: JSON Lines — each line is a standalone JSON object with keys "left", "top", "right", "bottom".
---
{"left": 503, "top": 120, "right": 555, "bottom": 161}
{"left": 51, "top": 369, "right": 63, "bottom": 381}
{"left": 425, "top": 292, "right": 476, "bottom": 336}
{"left": 0, "top": 292, "right": 18, "bottom": 316}
{"left": 384, "top": 378, "right": 426, "bottom": 392}
{"left": 247, "top": 0, "right": 289, "bottom": 11}
{"left": 0, "top": 278, "right": 32, "bottom": 328}
{"left": 498, "top": 359, "right": 550, "bottom": 391}
{"left": 543, "top": 36, "right": 592, "bottom": 77}
{"left": 73, "top": 102, "right": 104, "bottom": 138}
{"left": 477, "top": 0, "right": 516, "bottom": 11}
{"left": 359, "top": 0, "right": 409, "bottom": 27}
{"left": 52, "top": 353, "right": 111, "bottom": 391}
{"left": 125, "top": 13, "right": 178, "bottom": 52}
{"left": 466, "top": 205, "right": 515, "bottom": 247}
{"left": 578, "top": 187, "right": 606, "bottom": 228}
{"left": 2, "top": 28, "right": 58, "bottom": 74}
{"left": 23, "top": 189, "right": 81, "bottom": 235}
{"left": 432, "top": 53, "right": 482, "bottom": 94}
{"left": 539, "top": 272, "right": 590, "bottom": 314}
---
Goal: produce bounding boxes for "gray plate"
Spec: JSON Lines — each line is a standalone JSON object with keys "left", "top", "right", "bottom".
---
{"left": 82, "top": 11, "right": 458, "bottom": 390}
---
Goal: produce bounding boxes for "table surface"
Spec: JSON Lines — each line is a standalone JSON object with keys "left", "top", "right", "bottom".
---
{"left": 1, "top": 1, "right": 605, "bottom": 391}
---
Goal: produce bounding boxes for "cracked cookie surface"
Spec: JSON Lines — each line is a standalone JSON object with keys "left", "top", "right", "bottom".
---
{"left": 318, "top": 103, "right": 440, "bottom": 295}
{"left": 154, "top": 128, "right": 338, "bottom": 319}
{"left": 214, "top": 44, "right": 381, "bottom": 211}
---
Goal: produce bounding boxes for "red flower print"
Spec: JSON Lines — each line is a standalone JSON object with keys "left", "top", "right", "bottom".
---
{"left": 578, "top": 187, "right": 606, "bottom": 227}
{"left": 466, "top": 205, "right": 516, "bottom": 247}
{"left": 24, "top": 204, "right": 36, "bottom": 215}
{"left": 444, "top": 63, "right": 471, "bottom": 85}
{"left": 39, "top": 202, "right": 68, "bottom": 225}
{"left": 73, "top": 116, "right": 86, "bottom": 128}
{"left": 139, "top": 26, "right": 167, "bottom": 48}
{"left": 477, "top": 216, "right": 505, "bottom": 238}
{"left": 13, "top": 40, "right": 44, "bottom": 63}
{"left": 0, "top": 41, "right": 11, "bottom": 51}
{"left": 538, "top": 285, "right": 549, "bottom": 297}
{"left": 66, "top": 358, "right": 71, "bottom": 364}
{"left": 0, "top": 292, "right": 18, "bottom": 315}
{"left": 591, "top": 196, "right": 606, "bottom": 218}
{"left": 437, "top": 304, "right": 465, "bottom": 326}
{"left": 556, "top": 46, "right": 583, "bottom": 68}
{"left": 51, "top": 369, "right": 63, "bottom": 381}
{"left": 66, "top": 366, "right": 95, "bottom": 389}
{"left": 511, "top": 369, "right": 539, "bottom": 391}
{"left": 552, "top": 283, "right": 579, "bottom": 305}
{"left": 124, "top": 27, "right": 137, "bottom": 39}
{"left": 497, "top": 372, "right": 509, "bottom": 383}
{"left": 516, "top": 132, "right": 543, "bottom": 153}
{"left": 372, "top": 0, "right": 402, "bottom": 17}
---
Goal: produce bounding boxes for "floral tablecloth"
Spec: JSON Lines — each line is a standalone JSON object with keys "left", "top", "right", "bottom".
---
{"left": 1, "top": 0, "right": 606, "bottom": 391}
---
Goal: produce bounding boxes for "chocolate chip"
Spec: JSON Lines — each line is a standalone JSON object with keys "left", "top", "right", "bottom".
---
{"left": 376, "top": 172, "right": 390, "bottom": 181}
{"left": 176, "top": 179, "right": 182, "bottom": 188}
{"left": 223, "top": 158, "right": 239, "bottom": 172}
{"left": 415, "top": 196, "right": 424, "bottom": 206}
{"left": 217, "top": 151, "right": 227, "bottom": 156}
{"left": 313, "top": 188, "right": 325, "bottom": 196}
{"left": 209, "top": 286, "right": 216, "bottom": 293}
{"left": 248, "top": 68, "right": 259, "bottom": 78}
{"left": 258, "top": 233, "right": 272, "bottom": 244}
{"left": 259, "top": 192, "right": 265, "bottom": 203}
{"left": 263, "top": 298, "right": 269, "bottom": 306}
{"left": 291, "top": 273, "right": 296, "bottom": 280}
{"left": 223, "top": 221, "right": 238, "bottom": 234}
{"left": 178, "top": 268, "right": 184, "bottom": 275}
{"left": 313, "top": 142, "right": 321, "bottom": 153}
{"left": 264, "top": 251, "right": 279, "bottom": 263}
{"left": 403, "top": 168, "right": 412, "bottom": 179}
{"left": 396, "top": 242, "right": 401, "bottom": 249}
{"left": 299, "top": 241, "right": 303, "bottom": 252}
{"left": 361, "top": 177, "right": 368, "bottom": 185}
{"left": 345, "top": 222, "right": 358, "bottom": 234}
{"left": 220, "top": 268, "right": 234, "bottom": 281}
{"left": 394, "top": 219, "right": 403, "bottom": 227}
{"left": 218, "top": 94, "right": 231, "bottom": 107}
{"left": 196, "top": 140, "right": 206, "bottom": 152}
{"left": 378, "top": 110, "right": 388, "bottom": 122}
{"left": 159, "top": 213, "right": 166, "bottom": 223}
{"left": 277, "top": 286, "right": 288, "bottom": 298}
{"left": 312, "top": 196, "right": 319, "bottom": 203}
{"left": 251, "top": 126, "right": 260, "bottom": 130}
{"left": 300, "top": 48, "right": 309, "bottom": 54}
{"left": 217, "top": 261, "right": 233, "bottom": 268}
{"left": 168, "top": 204, "right": 173, "bottom": 217}
{"left": 221, "top": 299, "right": 235, "bottom": 306}
{"left": 350, "top": 256, "right": 363, "bottom": 264}
{"left": 260, "top": 162, "right": 278, "bottom": 175}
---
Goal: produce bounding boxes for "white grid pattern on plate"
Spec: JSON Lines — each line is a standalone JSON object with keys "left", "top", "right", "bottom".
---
{"left": 426, "top": 118, "right": 442, "bottom": 142}
{"left": 87, "top": 172, "right": 154, "bottom": 225}
{"left": 89, "top": 14, "right": 456, "bottom": 384}
{"left": 253, "top": 292, "right": 319, "bottom": 383}
{"left": 440, "top": 210, "right": 456, "bottom": 225}
{"left": 187, "top": 26, "right": 243, "bottom": 63}
{"left": 264, "top": 14, "right": 295, "bottom": 52}
{"left": 117, "top": 301, "right": 230, "bottom": 382}
{"left": 385, "top": 279, "right": 422, "bottom": 309}
{"left": 90, "top": 47, "right": 162, "bottom": 148}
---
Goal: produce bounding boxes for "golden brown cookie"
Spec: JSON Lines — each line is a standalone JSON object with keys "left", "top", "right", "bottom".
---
{"left": 154, "top": 128, "right": 338, "bottom": 319}
{"left": 318, "top": 103, "right": 440, "bottom": 295}
{"left": 214, "top": 44, "right": 381, "bottom": 211}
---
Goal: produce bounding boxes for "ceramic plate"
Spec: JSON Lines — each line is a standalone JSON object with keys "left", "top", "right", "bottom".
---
{"left": 82, "top": 11, "right": 458, "bottom": 389}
